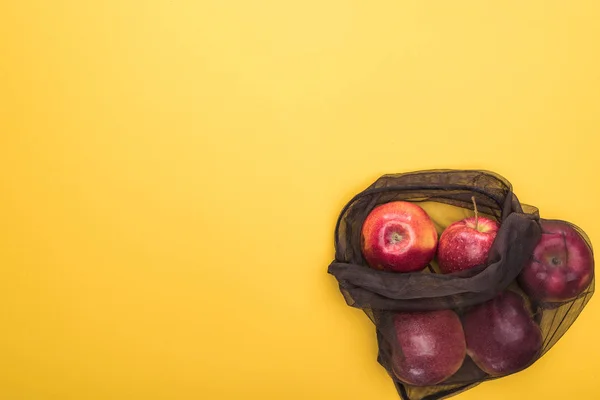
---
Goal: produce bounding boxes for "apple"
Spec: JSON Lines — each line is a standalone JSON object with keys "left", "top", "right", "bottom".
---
{"left": 390, "top": 310, "right": 466, "bottom": 386}
{"left": 361, "top": 201, "right": 438, "bottom": 272}
{"left": 437, "top": 197, "right": 500, "bottom": 274}
{"left": 462, "top": 291, "right": 542, "bottom": 377}
{"left": 518, "top": 219, "right": 594, "bottom": 302}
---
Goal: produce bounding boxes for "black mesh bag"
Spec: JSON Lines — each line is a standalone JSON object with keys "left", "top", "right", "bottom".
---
{"left": 328, "top": 170, "right": 595, "bottom": 400}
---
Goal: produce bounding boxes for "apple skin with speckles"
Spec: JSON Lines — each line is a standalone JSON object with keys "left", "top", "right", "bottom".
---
{"left": 390, "top": 310, "right": 466, "bottom": 386}
{"left": 518, "top": 220, "right": 594, "bottom": 302}
{"left": 437, "top": 216, "right": 500, "bottom": 274}
{"left": 361, "top": 201, "right": 438, "bottom": 272}
{"left": 462, "top": 291, "right": 542, "bottom": 377}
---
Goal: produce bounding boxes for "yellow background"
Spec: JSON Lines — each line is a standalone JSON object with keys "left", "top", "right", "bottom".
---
{"left": 1, "top": 1, "right": 599, "bottom": 399}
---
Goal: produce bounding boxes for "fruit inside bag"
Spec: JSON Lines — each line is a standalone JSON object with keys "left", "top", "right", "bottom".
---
{"left": 327, "top": 170, "right": 595, "bottom": 400}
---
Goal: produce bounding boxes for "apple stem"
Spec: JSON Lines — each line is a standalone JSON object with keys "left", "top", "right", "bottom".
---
{"left": 471, "top": 196, "right": 479, "bottom": 230}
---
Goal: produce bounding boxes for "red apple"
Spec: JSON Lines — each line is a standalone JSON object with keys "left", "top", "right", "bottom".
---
{"left": 391, "top": 310, "right": 466, "bottom": 386}
{"left": 462, "top": 291, "right": 542, "bottom": 376}
{"left": 361, "top": 201, "right": 438, "bottom": 272}
{"left": 437, "top": 197, "right": 500, "bottom": 274}
{"left": 518, "top": 219, "right": 594, "bottom": 302}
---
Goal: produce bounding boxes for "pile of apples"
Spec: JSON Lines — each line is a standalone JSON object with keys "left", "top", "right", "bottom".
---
{"left": 360, "top": 200, "right": 594, "bottom": 386}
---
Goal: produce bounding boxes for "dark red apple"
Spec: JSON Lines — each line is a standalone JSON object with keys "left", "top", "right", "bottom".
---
{"left": 391, "top": 310, "right": 466, "bottom": 386}
{"left": 437, "top": 197, "right": 500, "bottom": 274}
{"left": 462, "top": 291, "right": 542, "bottom": 377}
{"left": 361, "top": 201, "right": 438, "bottom": 272}
{"left": 519, "top": 219, "right": 594, "bottom": 302}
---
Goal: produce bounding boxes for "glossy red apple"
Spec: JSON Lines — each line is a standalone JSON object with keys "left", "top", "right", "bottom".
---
{"left": 519, "top": 219, "right": 594, "bottom": 302}
{"left": 462, "top": 291, "right": 542, "bottom": 377}
{"left": 391, "top": 310, "right": 466, "bottom": 386}
{"left": 437, "top": 197, "right": 500, "bottom": 274}
{"left": 361, "top": 201, "right": 438, "bottom": 272}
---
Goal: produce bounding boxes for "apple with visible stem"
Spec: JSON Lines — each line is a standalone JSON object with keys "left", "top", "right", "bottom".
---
{"left": 462, "top": 290, "right": 542, "bottom": 377}
{"left": 437, "top": 197, "right": 500, "bottom": 274}
{"left": 390, "top": 310, "right": 466, "bottom": 386}
{"left": 361, "top": 201, "right": 438, "bottom": 272}
{"left": 519, "top": 219, "right": 594, "bottom": 302}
